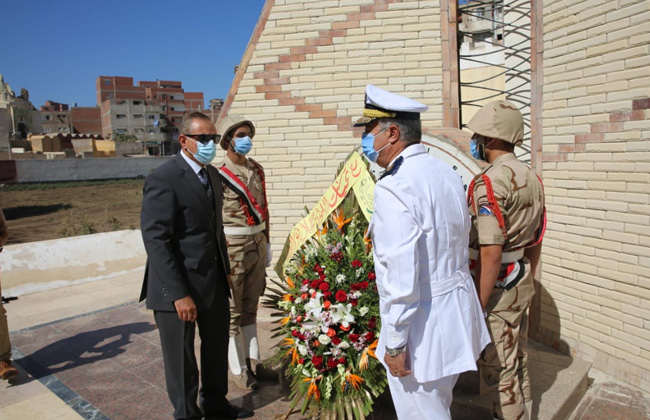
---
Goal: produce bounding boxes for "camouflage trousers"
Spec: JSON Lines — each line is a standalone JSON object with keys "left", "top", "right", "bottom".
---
{"left": 479, "top": 258, "right": 535, "bottom": 420}
{"left": 227, "top": 232, "right": 267, "bottom": 337}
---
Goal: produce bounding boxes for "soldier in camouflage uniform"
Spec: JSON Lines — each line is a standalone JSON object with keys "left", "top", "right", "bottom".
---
{"left": 215, "top": 115, "right": 276, "bottom": 390}
{"left": 466, "top": 101, "right": 546, "bottom": 420}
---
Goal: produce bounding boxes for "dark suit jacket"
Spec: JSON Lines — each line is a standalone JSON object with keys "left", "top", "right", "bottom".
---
{"left": 140, "top": 153, "right": 231, "bottom": 312}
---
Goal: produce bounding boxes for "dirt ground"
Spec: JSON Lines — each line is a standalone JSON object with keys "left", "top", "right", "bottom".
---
{"left": 0, "top": 180, "right": 144, "bottom": 245}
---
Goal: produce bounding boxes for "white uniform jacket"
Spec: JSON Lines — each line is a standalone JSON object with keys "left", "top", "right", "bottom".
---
{"left": 370, "top": 143, "right": 490, "bottom": 383}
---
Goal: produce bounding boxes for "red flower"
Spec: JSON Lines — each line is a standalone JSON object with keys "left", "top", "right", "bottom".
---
{"left": 335, "top": 290, "right": 347, "bottom": 302}
{"left": 301, "top": 293, "right": 308, "bottom": 300}
{"left": 349, "top": 334, "right": 360, "bottom": 342}
{"left": 299, "top": 358, "right": 304, "bottom": 365}
{"left": 351, "top": 259, "right": 362, "bottom": 268}
{"left": 360, "top": 281, "right": 369, "bottom": 290}
{"left": 338, "top": 357, "right": 346, "bottom": 365}
{"left": 291, "top": 330, "right": 299, "bottom": 337}
{"left": 350, "top": 299, "right": 358, "bottom": 307}
{"left": 310, "top": 279, "right": 321, "bottom": 289}
{"left": 314, "top": 264, "right": 323, "bottom": 273}
{"left": 365, "top": 332, "right": 375, "bottom": 342}
{"left": 319, "top": 282, "right": 330, "bottom": 291}
{"left": 327, "top": 358, "right": 339, "bottom": 368}
{"left": 368, "top": 272, "right": 376, "bottom": 281}
{"left": 312, "top": 356, "right": 323, "bottom": 368}
{"left": 331, "top": 336, "right": 341, "bottom": 345}
{"left": 323, "top": 291, "right": 332, "bottom": 298}
{"left": 368, "top": 316, "right": 376, "bottom": 330}
{"left": 302, "top": 279, "right": 310, "bottom": 285}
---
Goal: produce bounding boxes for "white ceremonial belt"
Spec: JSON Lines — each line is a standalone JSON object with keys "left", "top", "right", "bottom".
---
{"left": 223, "top": 224, "right": 265, "bottom": 236}
{"left": 423, "top": 267, "right": 469, "bottom": 298}
{"left": 468, "top": 248, "right": 524, "bottom": 264}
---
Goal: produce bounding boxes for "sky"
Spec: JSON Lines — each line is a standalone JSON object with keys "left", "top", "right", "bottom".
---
{"left": 0, "top": 0, "right": 266, "bottom": 108}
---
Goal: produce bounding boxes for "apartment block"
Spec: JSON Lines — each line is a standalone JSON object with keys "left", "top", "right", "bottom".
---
{"left": 40, "top": 101, "right": 71, "bottom": 134}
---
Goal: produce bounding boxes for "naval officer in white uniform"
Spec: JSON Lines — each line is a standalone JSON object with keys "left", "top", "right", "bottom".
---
{"left": 358, "top": 85, "right": 490, "bottom": 419}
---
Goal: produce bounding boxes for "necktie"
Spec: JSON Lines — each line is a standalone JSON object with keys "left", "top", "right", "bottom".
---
{"left": 198, "top": 168, "right": 210, "bottom": 193}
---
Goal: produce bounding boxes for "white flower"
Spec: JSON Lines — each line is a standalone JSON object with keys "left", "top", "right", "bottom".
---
{"left": 335, "top": 274, "right": 346, "bottom": 284}
{"left": 337, "top": 364, "right": 346, "bottom": 376}
{"left": 319, "top": 334, "right": 331, "bottom": 345}
{"left": 339, "top": 341, "right": 350, "bottom": 350}
{"left": 359, "top": 306, "right": 369, "bottom": 316}
{"left": 330, "top": 303, "right": 355, "bottom": 328}
{"left": 298, "top": 344, "right": 308, "bottom": 356}
{"left": 355, "top": 268, "right": 363, "bottom": 278}
{"left": 294, "top": 297, "right": 302, "bottom": 305}
{"left": 331, "top": 347, "right": 342, "bottom": 357}
{"left": 304, "top": 294, "right": 323, "bottom": 320}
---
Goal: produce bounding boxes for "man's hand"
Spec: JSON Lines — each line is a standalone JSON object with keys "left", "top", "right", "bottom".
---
{"left": 384, "top": 353, "right": 412, "bottom": 378}
{"left": 174, "top": 295, "right": 197, "bottom": 322}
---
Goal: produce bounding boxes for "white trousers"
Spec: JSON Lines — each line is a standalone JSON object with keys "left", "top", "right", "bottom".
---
{"left": 387, "top": 373, "right": 459, "bottom": 420}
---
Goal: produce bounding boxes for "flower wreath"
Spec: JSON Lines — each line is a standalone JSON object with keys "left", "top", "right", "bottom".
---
{"left": 266, "top": 196, "right": 387, "bottom": 419}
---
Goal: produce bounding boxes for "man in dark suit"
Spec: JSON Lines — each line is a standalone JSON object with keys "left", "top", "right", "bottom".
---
{"left": 140, "top": 112, "right": 254, "bottom": 420}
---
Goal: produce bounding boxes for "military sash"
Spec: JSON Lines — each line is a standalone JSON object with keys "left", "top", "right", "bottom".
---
{"left": 218, "top": 161, "right": 267, "bottom": 226}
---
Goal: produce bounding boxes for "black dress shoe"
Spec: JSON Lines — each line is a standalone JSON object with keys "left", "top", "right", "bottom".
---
{"left": 205, "top": 402, "right": 254, "bottom": 419}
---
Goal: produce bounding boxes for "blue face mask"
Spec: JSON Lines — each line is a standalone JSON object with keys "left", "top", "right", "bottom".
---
{"left": 188, "top": 138, "right": 217, "bottom": 165}
{"left": 232, "top": 136, "right": 253, "bottom": 155}
{"left": 361, "top": 128, "right": 389, "bottom": 163}
{"left": 470, "top": 138, "right": 488, "bottom": 161}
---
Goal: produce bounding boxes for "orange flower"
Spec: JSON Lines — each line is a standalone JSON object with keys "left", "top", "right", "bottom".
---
{"left": 332, "top": 208, "right": 352, "bottom": 233}
{"left": 316, "top": 224, "right": 328, "bottom": 239}
{"left": 303, "top": 377, "right": 322, "bottom": 401}
{"left": 359, "top": 339, "right": 378, "bottom": 370}
{"left": 291, "top": 348, "right": 299, "bottom": 365}
{"left": 323, "top": 300, "right": 332, "bottom": 309}
{"left": 342, "top": 371, "right": 364, "bottom": 391}
{"left": 282, "top": 294, "right": 292, "bottom": 302}
{"left": 340, "top": 324, "right": 351, "bottom": 332}
{"left": 282, "top": 337, "right": 295, "bottom": 347}
{"left": 313, "top": 340, "right": 320, "bottom": 347}
{"left": 281, "top": 316, "right": 290, "bottom": 325}
{"left": 286, "top": 276, "right": 295, "bottom": 289}
{"left": 326, "top": 328, "right": 336, "bottom": 337}
{"left": 363, "top": 229, "right": 372, "bottom": 252}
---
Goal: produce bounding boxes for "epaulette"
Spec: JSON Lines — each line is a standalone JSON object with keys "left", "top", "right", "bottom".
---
{"left": 379, "top": 156, "right": 403, "bottom": 180}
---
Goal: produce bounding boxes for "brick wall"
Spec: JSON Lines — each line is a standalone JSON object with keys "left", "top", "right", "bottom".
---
{"left": 540, "top": 0, "right": 650, "bottom": 389}
{"left": 224, "top": 0, "right": 444, "bottom": 261}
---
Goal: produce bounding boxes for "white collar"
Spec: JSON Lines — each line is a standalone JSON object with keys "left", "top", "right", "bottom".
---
{"left": 387, "top": 143, "right": 425, "bottom": 167}
{"left": 180, "top": 149, "right": 204, "bottom": 174}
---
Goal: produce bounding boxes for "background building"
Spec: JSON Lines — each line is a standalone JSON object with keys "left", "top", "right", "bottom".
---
{"left": 40, "top": 101, "right": 71, "bottom": 134}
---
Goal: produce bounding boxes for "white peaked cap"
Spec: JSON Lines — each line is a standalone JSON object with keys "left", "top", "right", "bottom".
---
{"left": 355, "top": 84, "right": 429, "bottom": 126}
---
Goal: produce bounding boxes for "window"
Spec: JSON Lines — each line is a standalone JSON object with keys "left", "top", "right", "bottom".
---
{"left": 134, "top": 128, "right": 144, "bottom": 133}
{"left": 133, "top": 100, "right": 142, "bottom": 105}
{"left": 170, "top": 107, "right": 175, "bottom": 111}
{"left": 116, "top": 100, "right": 126, "bottom": 105}
{"left": 116, "top": 114, "right": 127, "bottom": 119}
{"left": 44, "top": 127, "right": 51, "bottom": 132}
{"left": 43, "top": 115, "right": 51, "bottom": 120}
{"left": 170, "top": 95, "right": 174, "bottom": 100}
{"left": 133, "top": 114, "right": 143, "bottom": 119}
{"left": 147, "top": 115, "right": 155, "bottom": 119}
{"left": 116, "top": 129, "right": 127, "bottom": 134}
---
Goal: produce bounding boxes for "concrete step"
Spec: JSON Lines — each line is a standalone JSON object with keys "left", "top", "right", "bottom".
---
{"left": 452, "top": 340, "right": 592, "bottom": 420}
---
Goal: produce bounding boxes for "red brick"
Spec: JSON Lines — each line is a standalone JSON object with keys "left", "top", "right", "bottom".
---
{"left": 348, "top": 12, "right": 376, "bottom": 21}
{"left": 296, "top": 104, "right": 323, "bottom": 112}
{"left": 265, "top": 62, "right": 292, "bottom": 71}
{"left": 310, "top": 110, "right": 337, "bottom": 118}
{"left": 575, "top": 133, "right": 605, "bottom": 143}
{"left": 265, "top": 77, "right": 290, "bottom": 85}
{"left": 256, "top": 85, "right": 283, "bottom": 93}
{"left": 319, "top": 29, "right": 346, "bottom": 38}
{"left": 265, "top": 91, "right": 292, "bottom": 100}
{"left": 332, "top": 21, "right": 361, "bottom": 30}
{"left": 609, "top": 110, "right": 646, "bottom": 122}
{"left": 591, "top": 122, "right": 624, "bottom": 133}
{"left": 306, "top": 37, "right": 333, "bottom": 47}
{"left": 290, "top": 46, "right": 318, "bottom": 55}
{"left": 632, "top": 98, "right": 650, "bottom": 110}
{"left": 542, "top": 153, "right": 568, "bottom": 162}
{"left": 279, "top": 98, "right": 305, "bottom": 106}
{"left": 558, "top": 144, "right": 577, "bottom": 153}
{"left": 253, "top": 70, "right": 279, "bottom": 80}
{"left": 361, "top": 4, "right": 389, "bottom": 12}
{"left": 324, "top": 117, "right": 351, "bottom": 126}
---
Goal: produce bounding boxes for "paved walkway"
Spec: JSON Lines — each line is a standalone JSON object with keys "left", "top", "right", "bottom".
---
{"left": 1, "top": 273, "right": 648, "bottom": 419}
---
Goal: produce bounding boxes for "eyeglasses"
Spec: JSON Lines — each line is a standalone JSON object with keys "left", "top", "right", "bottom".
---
{"left": 184, "top": 134, "right": 218, "bottom": 144}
